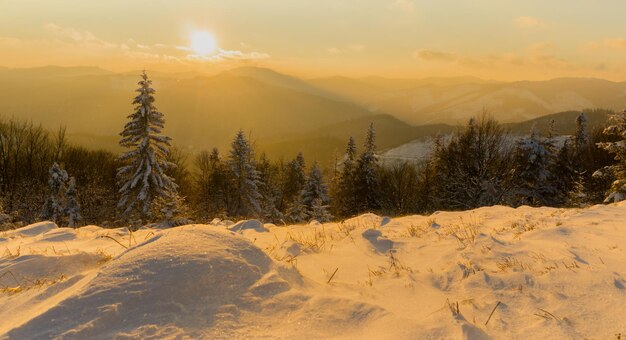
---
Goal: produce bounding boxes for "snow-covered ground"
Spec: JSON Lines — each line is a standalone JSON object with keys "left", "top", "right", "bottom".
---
{"left": 1, "top": 203, "right": 626, "bottom": 339}
{"left": 379, "top": 134, "right": 572, "bottom": 165}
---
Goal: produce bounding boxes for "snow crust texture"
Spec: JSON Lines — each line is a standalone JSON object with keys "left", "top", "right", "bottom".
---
{"left": 2, "top": 203, "right": 626, "bottom": 339}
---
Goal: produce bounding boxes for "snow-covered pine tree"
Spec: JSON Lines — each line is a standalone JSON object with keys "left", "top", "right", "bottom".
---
{"left": 65, "top": 177, "right": 82, "bottom": 227}
{"left": 568, "top": 171, "right": 588, "bottom": 207}
{"left": 595, "top": 109, "right": 626, "bottom": 202}
{"left": 510, "top": 126, "right": 555, "bottom": 206}
{"left": 345, "top": 136, "right": 357, "bottom": 168}
{"left": 430, "top": 115, "right": 512, "bottom": 210}
{"left": 309, "top": 197, "right": 333, "bottom": 222}
{"left": 257, "top": 153, "right": 283, "bottom": 223}
{"left": 552, "top": 141, "right": 577, "bottom": 204}
{"left": 41, "top": 162, "right": 68, "bottom": 223}
{"left": 332, "top": 136, "right": 358, "bottom": 217}
{"left": 285, "top": 196, "right": 309, "bottom": 223}
{"left": 574, "top": 112, "right": 589, "bottom": 151}
{"left": 228, "top": 130, "right": 262, "bottom": 217}
{"left": 153, "top": 191, "right": 189, "bottom": 227}
{"left": 416, "top": 134, "right": 443, "bottom": 212}
{"left": 300, "top": 162, "right": 332, "bottom": 221}
{"left": 283, "top": 152, "right": 307, "bottom": 205}
{"left": 354, "top": 123, "right": 380, "bottom": 212}
{"left": 117, "top": 71, "right": 177, "bottom": 222}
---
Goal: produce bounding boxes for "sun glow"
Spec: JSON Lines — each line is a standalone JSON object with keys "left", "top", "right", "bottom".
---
{"left": 190, "top": 31, "right": 217, "bottom": 56}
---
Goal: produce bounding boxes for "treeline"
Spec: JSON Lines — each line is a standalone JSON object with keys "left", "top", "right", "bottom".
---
{"left": 0, "top": 111, "right": 621, "bottom": 228}
{"left": 0, "top": 119, "right": 118, "bottom": 225}
{"left": 1, "top": 72, "right": 625, "bottom": 229}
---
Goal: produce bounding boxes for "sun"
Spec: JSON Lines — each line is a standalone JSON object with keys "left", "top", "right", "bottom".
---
{"left": 190, "top": 31, "right": 217, "bottom": 56}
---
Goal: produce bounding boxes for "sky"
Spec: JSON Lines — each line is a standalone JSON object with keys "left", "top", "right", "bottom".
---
{"left": 1, "top": 0, "right": 626, "bottom": 80}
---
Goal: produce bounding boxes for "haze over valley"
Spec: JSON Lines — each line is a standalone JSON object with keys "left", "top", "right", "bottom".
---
{"left": 0, "top": 65, "right": 620, "bottom": 161}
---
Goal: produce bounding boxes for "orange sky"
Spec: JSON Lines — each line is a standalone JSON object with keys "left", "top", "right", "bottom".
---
{"left": 2, "top": 0, "right": 626, "bottom": 80}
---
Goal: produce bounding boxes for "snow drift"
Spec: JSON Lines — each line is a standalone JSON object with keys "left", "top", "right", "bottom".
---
{"left": 1, "top": 203, "right": 626, "bottom": 338}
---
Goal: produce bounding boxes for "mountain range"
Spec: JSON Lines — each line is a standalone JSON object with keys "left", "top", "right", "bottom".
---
{"left": 0, "top": 65, "right": 621, "bottom": 162}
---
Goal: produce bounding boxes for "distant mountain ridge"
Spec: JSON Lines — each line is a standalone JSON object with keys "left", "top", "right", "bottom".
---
{"left": 311, "top": 75, "right": 626, "bottom": 125}
{"left": 0, "top": 65, "right": 620, "bottom": 162}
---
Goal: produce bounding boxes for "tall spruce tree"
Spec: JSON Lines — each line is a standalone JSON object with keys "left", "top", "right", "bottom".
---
{"left": 354, "top": 123, "right": 380, "bottom": 212}
{"left": 117, "top": 71, "right": 177, "bottom": 221}
{"left": 595, "top": 109, "right": 626, "bottom": 202}
{"left": 228, "top": 130, "right": 262, "bottom": 217}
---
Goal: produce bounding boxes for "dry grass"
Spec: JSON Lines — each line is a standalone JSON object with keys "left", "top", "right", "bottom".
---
{"left": 388, "top": 251, "right": 413, "bottom": 278}
{"left": 95, "top": 248, "right": 114, "bottom": 264}
{"left": 496, "top": 256, "right": 530, "bottom": 273}
{"left": 287, "top": 229, "right": 327, "bottom": 253}
{"left": 3, "top": 245, "right": 21, "bottom": 258}
{"left": 407, "top": 219, "right": 437, "bottom": 238}
{"left": 100, "top": 227, "right": 139, "bottom": 250}
{"left": 438, "top": 215, "right": 482, "bottom": 248}
{"left": 458, "top": 259, "right": 483, "bottom": 279}
{"left": 0, "top": 270, "right": 68, "bottom": 295}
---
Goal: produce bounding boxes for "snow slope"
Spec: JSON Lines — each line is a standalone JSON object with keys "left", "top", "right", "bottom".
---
{"left": 1, "top": 203, "right": 626, "bottom": 339}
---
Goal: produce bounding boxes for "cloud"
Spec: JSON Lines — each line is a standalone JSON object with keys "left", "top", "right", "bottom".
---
{"left": 413, "top": 42, "right": 569, "bottom": 70}
{"left": 43, "top": 23, "right": 117, "bottom": 49}
{"left": 413, "top": 49, "right": 458, "bottom": 62}
{"left": 187, "top": 48, "right": 270, "bottom": 62}
{"left": 0, "top": 23, "right": 270, "bottom": 67}
{"left": 515, "top": 16, "right": 544, "bottom": 29}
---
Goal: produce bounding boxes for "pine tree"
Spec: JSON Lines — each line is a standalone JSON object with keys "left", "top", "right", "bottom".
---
{"left": 299, "top": 162, "right": 333, "bottom": 222}
{"left": 552, "top": 141, "right": 577, "bottom": 204}
{"left": 309, "top": 197, "right": 333, "bottom": 222}
{"left": 354, "top": 123, "right": 380, "bottom": 212}
{"left": 345, "top": 136, "right": 357, "bottom": 168}
{"left": 595, "top": 109, "right": 626, "bottom": 202}
{"left": 416, "top": 134, "right": 443, "bottom": 212}
{"left": 301, "top": 162, "right": 330, "bottom": 208}
{"left": 194, "top": 148, "right": 228, "bottom": 218}
{"left": 283, "top": 152, "right": 307, "bottom": 205}
{"left": 510, "top": 126, "right": 555, "bottom": 206}
{"left": 65, "top": 176, "right": 82, "bottom": 227}
{"left": 42, "top": 162, "right": 68, "bottom": 223}
{"left": 568, "top": 171, "right": 588, "bottom": 207}
{"left": 153, "top": 191, "right": 189, "bottom": 227}
{"left": 574, "top": 112, "right": 589, "bottom": 151}
{"left": 286, "top": 195, "right": 309, "bottom": 223}
{"left": 117, "top": 71, "right": 177, "bottom": 221}
{"left": 431, "top": 114, "right": 512, "bottom": 210}
{"left": 332, "top": 136, "right": 358, "bottom": 217}
{"left": 257, "top": 153, "right": 283, "bottom": 223}
{"left": 228, "top": 130, "right": 262, "bottom": 217}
